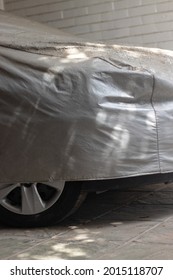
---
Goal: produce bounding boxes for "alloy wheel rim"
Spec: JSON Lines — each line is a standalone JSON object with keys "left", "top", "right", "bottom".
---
{"left": 0, "top": 181, "right": 65, "bottom": 215}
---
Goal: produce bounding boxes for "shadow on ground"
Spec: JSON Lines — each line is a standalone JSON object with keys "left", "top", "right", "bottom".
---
{"left": 1, "top": 183, "right": 173, "bottom": 260}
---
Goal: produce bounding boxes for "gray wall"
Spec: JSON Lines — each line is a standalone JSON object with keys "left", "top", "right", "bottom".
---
{"left": 0, "top": 0, "right": 4, "bottom": 9}
{"left": 4, "top": 0, "right": 173, "bottom": 50}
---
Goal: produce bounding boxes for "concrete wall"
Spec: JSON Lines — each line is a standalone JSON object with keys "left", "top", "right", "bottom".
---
{"left": 0, "top": 0, "right": 4, "bottom": 9}
{"left": 4, "top": 0, "right": 173, "bottom": 50}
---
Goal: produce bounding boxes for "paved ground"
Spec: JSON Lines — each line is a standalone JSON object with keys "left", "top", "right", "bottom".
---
{"left": 1, "top": 182, "right": 173, "bottom": 260}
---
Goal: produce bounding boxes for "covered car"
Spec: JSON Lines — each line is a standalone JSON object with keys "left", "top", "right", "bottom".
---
{"left": 0, "top": 11, "right": 173, "bottom": 227}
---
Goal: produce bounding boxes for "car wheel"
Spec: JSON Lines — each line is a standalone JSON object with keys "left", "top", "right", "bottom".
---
{"left": 0, "top": 181, "right": 85, "bottom": 227}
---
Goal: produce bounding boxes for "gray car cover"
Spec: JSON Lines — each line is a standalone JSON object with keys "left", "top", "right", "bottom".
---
{"left": 0, "top": 11, "right": 173, "bottom": 184}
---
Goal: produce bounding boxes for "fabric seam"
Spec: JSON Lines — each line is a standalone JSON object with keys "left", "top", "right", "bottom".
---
{"left": 150, "top": 74, "right": 161, "bottom": 172}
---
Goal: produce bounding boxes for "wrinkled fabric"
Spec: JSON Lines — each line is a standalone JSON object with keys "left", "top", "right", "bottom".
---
{"left": 0, "top": 11, "right": 173, "bottom": 183}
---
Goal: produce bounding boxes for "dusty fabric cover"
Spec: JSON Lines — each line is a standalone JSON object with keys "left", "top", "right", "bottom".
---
{"left": 0, "top": 11, "right": 173, "bottom": 184}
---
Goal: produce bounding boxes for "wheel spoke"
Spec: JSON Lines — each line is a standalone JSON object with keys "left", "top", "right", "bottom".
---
{"left": 41, "top": 181, "right": 65, "bottom": 192}
{"left": 0, "top": 184, "right": 19, "bottom": 201}
{"left": 21, "top": 183, "right": 46, "bottom": 214}
{"left": 0, "top": 181, "right": 66, "bottom": 216}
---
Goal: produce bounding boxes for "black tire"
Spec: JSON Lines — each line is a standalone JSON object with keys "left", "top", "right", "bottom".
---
{"left": 0, "top": 181, "right": 85, "bottom": 227}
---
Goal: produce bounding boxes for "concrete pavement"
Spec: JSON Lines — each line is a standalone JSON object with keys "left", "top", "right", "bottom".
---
{"left": 0, "top": 182, "right": 173, "bottom": 259}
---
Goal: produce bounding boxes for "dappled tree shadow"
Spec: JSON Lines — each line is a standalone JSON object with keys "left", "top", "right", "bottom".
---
{"left": 1, "top": 183, "right": 173, "bottom": 259}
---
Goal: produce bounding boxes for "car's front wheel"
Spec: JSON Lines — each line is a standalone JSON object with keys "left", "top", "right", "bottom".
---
{"left": 0, "top": 181, "right": 85, "bottom": 227}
